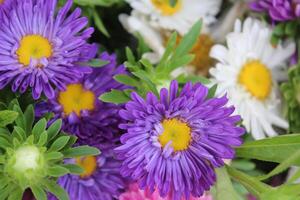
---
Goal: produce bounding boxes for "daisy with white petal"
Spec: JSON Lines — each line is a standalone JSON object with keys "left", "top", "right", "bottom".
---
{"left": 126, "top": 0, "right": 222, "bottom": 35}
{"left": 210, "top": 17, "right": 296, "bottom": 140}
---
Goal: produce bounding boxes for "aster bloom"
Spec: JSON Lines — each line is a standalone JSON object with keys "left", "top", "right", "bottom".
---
{"left": 50, "top": 148, "right": 126, "bottom": 200}
{"left": 125, "top": 0, "right": 222, "bottom": 35}
{"left": 0, "top": 0, "right": 15, "bottom": 20}
{"left": 36, "top": 52, "right": 127, "bottom": 147}
{"left": 119, "top": 183, "right": 213, "bottom": 200}
{"left": 0, "top": 0, "right": 95, "bottom": 99}
{"left": 116, "top": 80, "right": 245, "bottom": 200}
{"left": 250, "top": 0, "right": 300, "bottom": 21}
{"left": 210, "top": 17, "right": 295, "bottom": 140}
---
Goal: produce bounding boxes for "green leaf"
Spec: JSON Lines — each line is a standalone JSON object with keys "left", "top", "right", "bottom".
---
{"left": 24, "top": 105, "right": 34, "bottom": 134}
{"left": 49, "top": 136, "right": 70, "bottom": 152}
{"left": 236, "top": 134, "right": 300, "bottom": 165}
{"left": 273, "top": 23, "right": 285, "bottom": 36}
{"left": 47, "top": 119, "right": 62, "bottom": 141}
{"left": 215, "top": 167, "right": 239, "bottom": 200}
{"left": 63, "top": 164, "right": 84, "bottom": 175}
{"left": 31, "top": 185, "right": 47, "bottom": 200}
{"left": 231, "top": 160, "right": 256, "bottom": 171}
{"left": 132, "top": 71, "right": 159, "bottom": 96}
{"left": 260, "top": 185, "right": 300, "bottom": 200}
{"left": 62, "top": 145, "right": 100, "bottom": 158}
{"left": 7, "top": 187, "right": 23, "bottom": 200}
{"left": 45, "top": 152, "right": 64, "bottom": 161}
{"left": 159, "top": 32, "right": 177, "bottom": 66}
{"left": 83, "top": 58, "right": 110, "bottom": 68}
{"left": 48, "top": 165, "right": 69, "bottom": 177}
{"left": 43, "top": 180, "right": 69, "bottom": 200}
{"left": 257, "top": 148, "right": 300, "bottom": 181}
{"left": 32, "top": 119, "right": 47, "bottom": 141}
{"left": 0, "top": 110, "right": 18, "bottom": 127}
{"left": 13, "top": 126, "right": 26, "bottom": 142}
{"left": 37, "top": 131, "right": 48, "bottom": 146}
{"left": 0, "top": 137, "right": 12, "bottom": 149}
{"left": 168, "top": 54, "right": 195, "bottom": 71}
{"left": 226, "top": 165, "right": 270, "bottom": 198}
{"left": 93, "top": 11, "right": 110, "bottom": 37}
{"left": 114, "top": 74, "right": 139, "bottom": 87}
{"left": 99, "top": 90, "right": 131, "bottom": 104}
{"left": 207, "top": 84, "right": 218, "bottom": 99}
{"left": 125, "top": 47, "right": 136, "bottom": 64}
{"left": 173, "top": 21, "right": 201, "bottom": 58}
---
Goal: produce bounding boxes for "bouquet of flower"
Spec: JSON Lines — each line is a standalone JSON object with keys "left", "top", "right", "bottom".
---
{"left": 0, "top": 0, "right": 300, "bottom": 200}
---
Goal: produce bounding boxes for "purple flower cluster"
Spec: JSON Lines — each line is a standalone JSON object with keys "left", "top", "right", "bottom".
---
{"left": 250, "top": 0, "right": 300, "bottom": 21}
{"left": 116, "top": 80, "right": 245, "bottom": 200}
{"left": 0, "top": 0, "right": 95, "bottom": 99}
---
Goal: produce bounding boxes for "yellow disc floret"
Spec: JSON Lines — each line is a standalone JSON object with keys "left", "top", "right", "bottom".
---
{"left": 159, "top": 118, "right": 191, "bottom": 151}
{"left": 58, "top": 84, "right": 96, "bottom": 116}
{"left": 238, "top": 60, "right": 272, "bottom": 100}
{"left": 151, "top": 0, "right": 182, "bottom": 16}
{"left": 17, "top": 34, "right": 52, "bottom": 66}
{"left": 76, "top": 156, "right": 97, "bottom": 178}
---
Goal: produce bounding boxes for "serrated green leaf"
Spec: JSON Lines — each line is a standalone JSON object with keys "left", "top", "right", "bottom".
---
{"left": 132, "top": 71, "right": 159, "bottom": 96}
{"left": 100, "top": 90, "right": 131, "bottom": 104}
{"left": 157, "top": 32, "right": 177, "bottom": 71}
{"left": 47, "top": 119, "right": 62, "bottom": 141}
{"left": 31, "top": 185, "right": 47, "bottom": 200}
{"left": 48, "top": 165, "right": 69, "bottom": 177}
{"left": 62, "top": 145, "right": 100, "bottom": 158}
{"left": 215, "top": 167, "right": 239, "bottom": 200}
{"left": 236, "top": 134, "right": 300, "bottom": 165}
{"left": 0, "top": 110, "right": 18, "bottom": 127}
{"left": 49, "top": 136, "right": 70, "bottom": 152}
{"left": 63, "top": 164, "right": 84, "bottom": 175}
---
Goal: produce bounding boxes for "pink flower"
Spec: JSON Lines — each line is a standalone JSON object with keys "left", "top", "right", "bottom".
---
{"left": 119, "top": 183, "right": 213, "bottom": 200}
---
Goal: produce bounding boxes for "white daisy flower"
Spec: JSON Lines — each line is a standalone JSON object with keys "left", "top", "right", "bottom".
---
{"left": 210, "top": 17, "right": 296, "bottom": 140}
{"left": 125, "top": 0, "right": 222, "bottom": 35}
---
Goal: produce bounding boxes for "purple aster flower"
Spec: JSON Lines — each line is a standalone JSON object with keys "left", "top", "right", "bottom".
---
{"left": 36, "top": 52, "right": 127, "bottom": 148}
{"left": 116, "top": 80, "right": 245, "bottom": 200}
{"left": 50, "top": 148, "right": 126, "bottom": 200}
{"left": 0, "top": 0, "right": 15, "bottom": 20}
{"left": 250, "top": 0, "right": 300, "bottom": 21}
{"left": 0, "top": 0, "right": 95, "bottom": 99}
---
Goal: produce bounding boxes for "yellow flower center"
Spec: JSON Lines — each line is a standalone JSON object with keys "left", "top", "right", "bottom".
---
{"left": 191, "top": 34, "right": 215, "bottom": 75}
{"left": 238, "top": 60, "right": 272, "bottom": 100}
{"left": 16, "top": 35, "right": 52, "bottom": 66}
{"left": 76, "top": 156, "right": 97, "bottom": 178}
{"left": 58, "top": 84, "right": 96, "bottom": 116}
{"left": 159, "top": 118, "right": 191, "bottom": 151}
{"left": 151, "top": 0, "right": 182, "bottom": 16}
